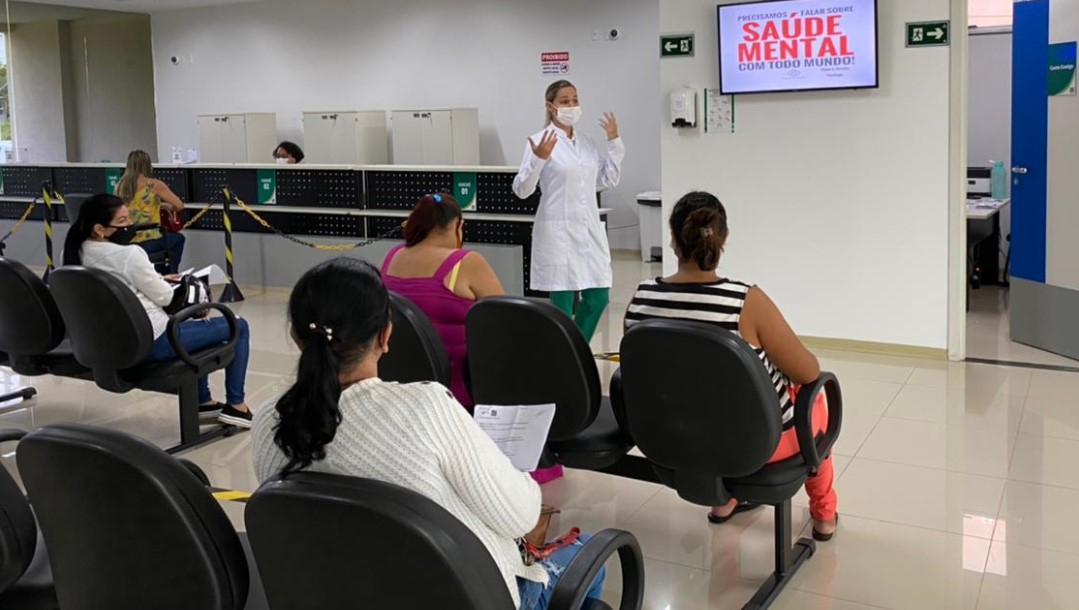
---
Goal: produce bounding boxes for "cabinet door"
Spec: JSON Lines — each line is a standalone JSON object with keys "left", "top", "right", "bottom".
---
{"left": 303, "top": 113, "right": 340, "bottom": 163}
{"left": 421, "top": 110, "right": 454, "bottom": 165}
{"left": 330, "top": 113, "right": 358, "bottom": 163}
{"left": 392, "top": 111, "right": 425, "bottom": 165}
{"left": 197, "top": 116, "right": 222, "bottom": 163}
{"left": 220, "top": 115, "right": 249, "bottom": 163}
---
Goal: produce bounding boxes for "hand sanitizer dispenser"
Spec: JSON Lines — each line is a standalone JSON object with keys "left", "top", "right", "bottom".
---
{"left": 670, "top": 88, "right": 697, "bottom": 128}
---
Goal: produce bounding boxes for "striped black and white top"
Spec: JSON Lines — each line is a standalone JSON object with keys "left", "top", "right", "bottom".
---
{"left": 626, "top": 278, "right": 794, "bottom": 428}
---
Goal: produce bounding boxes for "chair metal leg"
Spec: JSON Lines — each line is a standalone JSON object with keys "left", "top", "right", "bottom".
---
{"left": 741, "top": 500, "right": 816, "bottom": 610}
{"left": 165, "top": 379, "right": 236, "bottom": 455}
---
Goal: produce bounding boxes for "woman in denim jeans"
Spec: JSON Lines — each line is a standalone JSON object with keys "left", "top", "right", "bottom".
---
{"left": 62, "top": 194, "right": 253, "bottom": 428}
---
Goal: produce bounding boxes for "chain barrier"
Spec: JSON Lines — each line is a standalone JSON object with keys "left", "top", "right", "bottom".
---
{"left": 223, "top": 190, "right": 404, "bottom": 252}
{"left": 0, "top": 198, "right": 39, "bottom": 254}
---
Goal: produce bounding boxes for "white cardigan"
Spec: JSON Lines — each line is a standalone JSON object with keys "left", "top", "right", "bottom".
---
{"left": 252, "top": 378, "right": 547, "bottom": 607}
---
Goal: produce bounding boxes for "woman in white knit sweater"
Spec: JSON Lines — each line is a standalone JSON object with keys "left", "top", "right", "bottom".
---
{"left": 252, "top": 257, "right": 604, "bottom": 609}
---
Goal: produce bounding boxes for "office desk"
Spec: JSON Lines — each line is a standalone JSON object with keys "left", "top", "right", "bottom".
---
{"left": 967, "top": 198, "right": 1009, "bottom": 289}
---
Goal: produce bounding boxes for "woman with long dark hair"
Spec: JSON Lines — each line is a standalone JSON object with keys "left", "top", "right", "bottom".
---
{"left": 63, "top": 194, "right": 253, "bottom": 428}
{"left": 252, "top": 258, "right": 605, "bottom": 609}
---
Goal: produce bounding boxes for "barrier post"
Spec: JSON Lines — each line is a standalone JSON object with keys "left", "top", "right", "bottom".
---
{"left": 219, "top": 189, "right": 245, "bottom": 303}
{"left": 41, "top": 182, "right": 58, "bottom": 281}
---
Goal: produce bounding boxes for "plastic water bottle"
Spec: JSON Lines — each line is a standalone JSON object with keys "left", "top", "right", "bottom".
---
{"left": 991, "top": 160, "right": 1007, "bottom": 199}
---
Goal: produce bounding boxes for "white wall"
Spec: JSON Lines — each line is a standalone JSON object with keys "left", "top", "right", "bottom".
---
{"left": 10, "top": 20, "right": 69, "bottom": 161}
{"left": 1048, "top": 0, "right": 1079, "bottom": 291}
{"left": 661, "top": 0, "right": 953, "bottom": 349}
{"left": 150, "top": 0, "right": 660, "bottom": 249}
{"left": 968, "top": 30, "right": 1011, "bottom": 265}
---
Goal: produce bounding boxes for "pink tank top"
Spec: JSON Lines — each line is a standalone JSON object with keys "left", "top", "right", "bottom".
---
{"left": 381, "top": 245, "right": 475, "bottom": 407}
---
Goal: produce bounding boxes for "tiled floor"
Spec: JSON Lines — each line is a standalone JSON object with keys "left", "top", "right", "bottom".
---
{"left": 4, "top": 255, "right": 1079, "bottom": 609}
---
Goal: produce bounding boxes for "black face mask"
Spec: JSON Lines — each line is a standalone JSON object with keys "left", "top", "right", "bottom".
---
{"left": 106, "top": 224, "right": 136, "bottom": 246}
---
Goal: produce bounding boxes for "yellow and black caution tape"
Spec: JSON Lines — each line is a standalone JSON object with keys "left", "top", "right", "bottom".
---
{"left": 0, "top": 198, "right": 39, "bottom": 245}
{"left": 211, "top": 488, "right": 252, "bottom": 503}
{"left": 41, "top": 187, "right": 59, "bottom": 274}
{"left": 594, "top": 352, "right": 621, "bottom": 362}
{"left": 227, "top": 192, "right": 403, "bottom": 252}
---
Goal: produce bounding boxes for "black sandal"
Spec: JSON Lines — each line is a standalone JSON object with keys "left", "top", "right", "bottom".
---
{"left": 812, "top": 514, "right": 839, "bottom": 541}
{"left": 707, "top": 502, "right": 762, "bottom": 524}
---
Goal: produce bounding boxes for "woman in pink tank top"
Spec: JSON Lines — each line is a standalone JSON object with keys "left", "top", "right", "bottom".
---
{"left": 382, "top": 194, "right": 565, "bottom": 485}
{"left": 381, "top": 194, "right": 504, "bottom": 409}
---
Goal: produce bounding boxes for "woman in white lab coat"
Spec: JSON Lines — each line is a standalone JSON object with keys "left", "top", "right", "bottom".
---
{"left": 512, "top": 79, "right": 625, "bottom": 343}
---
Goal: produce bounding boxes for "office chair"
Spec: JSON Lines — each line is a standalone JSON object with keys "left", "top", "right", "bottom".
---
{"left": 613, "top": 319, "right": 843, "bottom": 610}
{"left": 0, "top": 430, "right": 57, "bottom": 610}
{"left": 378, "top": 292, "right": 451, "bottom": 387}
{"left": 246, "top": 472, "right": 645, "bottom": 610}
{"left": 16, "top": 424, "right": 267, "bottom": 610}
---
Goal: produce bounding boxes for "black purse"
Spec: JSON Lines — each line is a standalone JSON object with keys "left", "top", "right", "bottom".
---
{"left": 164, "top": 274, "right": 211, "bottom": 316}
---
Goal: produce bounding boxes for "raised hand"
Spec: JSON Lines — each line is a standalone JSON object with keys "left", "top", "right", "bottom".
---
{"left": 600, "top": 112, "right": 619, "bottom": 140}
{"left": 528, "top": 130, "right": 559, "bottom": 160}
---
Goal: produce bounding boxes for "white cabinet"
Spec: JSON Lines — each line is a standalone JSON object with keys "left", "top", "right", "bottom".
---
{"left": 302, "top": 111, "right": 388, "bottom": 164}
{"left": 197, "top": 113, "right": 278, "bottom": 163}
{"left": 391, "top": 108, "right": 480, "bottom": 166}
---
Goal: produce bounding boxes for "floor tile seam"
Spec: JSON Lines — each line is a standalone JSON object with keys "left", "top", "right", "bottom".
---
{"left": 845, "top": 453, "right": 1009, "bottom": 480}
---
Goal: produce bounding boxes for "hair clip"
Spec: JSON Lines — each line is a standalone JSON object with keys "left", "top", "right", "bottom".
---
{"left": 701, "top": 227, "right": 714, "bottom": 237}
{"left": 432, "top": 193, "right": 443, "bottom": 203}
{"left": 307, "top": 322, "right": 334, "bottom": 342}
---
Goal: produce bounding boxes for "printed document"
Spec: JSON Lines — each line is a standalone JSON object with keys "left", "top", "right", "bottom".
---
{"left": 474, "top": 404, "right": 557, "bottom": 471}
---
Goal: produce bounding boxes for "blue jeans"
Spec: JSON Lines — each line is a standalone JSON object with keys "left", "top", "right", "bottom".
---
{"left": 138, "top": 233, "right": 186, "bottom": 274}
{"left": 517, "top": 534, "right": 607, "bottom": 610}
{"left": 148, "top": 316, "right": 249, "bottom": 405}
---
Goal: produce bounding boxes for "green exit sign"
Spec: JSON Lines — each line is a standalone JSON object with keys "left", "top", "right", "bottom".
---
{"left": 906, "top": 21, "right": 950, "bottom": 48}
{"left": 661, "top": 34, "right": 694, "bottom": 57}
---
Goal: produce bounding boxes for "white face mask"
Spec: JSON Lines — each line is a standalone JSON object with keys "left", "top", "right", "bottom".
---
{"left": 275, "top": 157, "right": 288, "bottom": 165}
{"left": 554, "top": 105, "right": 583, "bottom": 127}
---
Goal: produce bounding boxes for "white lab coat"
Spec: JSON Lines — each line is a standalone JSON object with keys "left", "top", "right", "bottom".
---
{"left": 512, "top": 128, "right": 625, "bottom": 292}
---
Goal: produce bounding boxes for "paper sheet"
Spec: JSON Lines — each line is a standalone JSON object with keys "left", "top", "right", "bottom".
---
{"left": 705, "top": 89, "right": 735, "bottom": 134}
{"left": 179, "top": 264, "right": 229, "bottom": 286}
{"left": 473, "top": 403, "right": 557, "bottom": 471}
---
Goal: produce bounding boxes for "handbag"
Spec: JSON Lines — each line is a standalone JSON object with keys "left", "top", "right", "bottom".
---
{"left": 161, "top": 208, "right": 183, "bottom": 233}
{"left": 164, "top": 274, "right": 211, "bottom": 317}
{"left": 518, "top": 505, "right": 580, "bottom": 566}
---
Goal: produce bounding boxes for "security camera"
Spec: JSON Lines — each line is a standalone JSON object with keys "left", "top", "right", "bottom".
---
{"left": 608, "top": 28, "right": 622, "bottom": 41}
{"left": 170, "top": 56, "right": 179, "bottom": 65}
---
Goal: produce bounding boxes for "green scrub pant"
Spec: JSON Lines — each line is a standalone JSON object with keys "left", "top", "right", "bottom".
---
{"left": 549, "top": 288, "right": 610, "bottom": 344}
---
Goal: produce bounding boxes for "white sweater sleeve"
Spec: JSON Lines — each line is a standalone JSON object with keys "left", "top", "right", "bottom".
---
{"left": 432, "top": 389, "right": 542, "bottom": 539}
{"left": 511, "top": 138, "right": 548, "bottom": 200}
{"left": 123, "top": 247, "right": 174, "bottom": 307}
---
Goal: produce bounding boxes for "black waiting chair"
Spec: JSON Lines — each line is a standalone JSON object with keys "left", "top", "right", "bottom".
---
{"left": 613, "top": 320, "right": 843, "bottom": 610}
{"left": 0, "top": 353, "right": 37, "bottom": 412}
{"left": 49, "top": 266, "right": 239, "bottom": 453}
{"left": 15, "top": 423, "right": 266, "bottom": 610}
{"left": 0, "top": 258, "right": 88, "bottom": 379}
{"left": 245, "top": 472, "right": 645, "bottom": 610}
{"left": 0, "top": 430, "right": 57, "bottom": 610}
{"left": 466, "top": 297, "right": 633, "bottom": 471}
{"left": 378, "top": 292, "right": 451, "bottom": 387}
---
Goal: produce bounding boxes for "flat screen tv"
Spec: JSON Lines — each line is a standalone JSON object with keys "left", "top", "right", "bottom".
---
{"left": 717, "top": 0, "right": 879, "bottom": 95}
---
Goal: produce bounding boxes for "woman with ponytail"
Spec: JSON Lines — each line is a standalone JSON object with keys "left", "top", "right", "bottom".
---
{"left": 625, "top": 191, "right": 838, "bottom": 541}
{"left": 252, "top": 258, "right": 605, "bottom": 610}
{"left": 64, "top": 194, "right": 253, "bottom": 428}
{"left": 381, "top": 192, "right": 504, "bottom": 409}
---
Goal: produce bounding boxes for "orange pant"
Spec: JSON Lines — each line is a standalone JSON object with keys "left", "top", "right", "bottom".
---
{"left": 767, "top": 388, "right": 837, "bottom": 521}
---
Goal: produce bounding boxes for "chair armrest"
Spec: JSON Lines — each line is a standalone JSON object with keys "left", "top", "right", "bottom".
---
{"left": 0, "top": 429, "right": 27, "bottom": 444}
{"left": 548, "top": 529, "right": 645, "bottom": 610}
{"left": 792, "top": 372, "right": 843, "bottom": 470}
{"left": 179, "top": 458, "right": 212, "bottom": 487}
{"left": 166, "top": 303, "right": 239, "bottom": 369}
